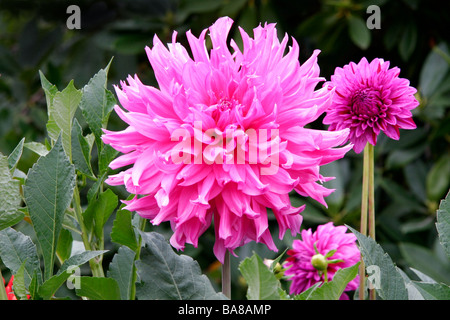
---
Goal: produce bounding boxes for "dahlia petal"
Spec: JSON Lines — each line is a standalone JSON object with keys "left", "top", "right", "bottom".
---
{"left": 123, "top": 195, "right": 159, "bottom": 220}
{"left": 384, "top": 124, "right": 400, "bottom": 140}
{"left": 396, "top": 116, "right": 417, "bottom": 130}
{"left": 109, "top": 151, "right": 139, "bottom": 170}
{"left": 186, "top": 28, "right": 209, "bottom": 63}
{"left": 114, "top": 106, "right": 170, "bottom": 141}
{"left": 102, "top": 127, "right": 150, "bottom": 153}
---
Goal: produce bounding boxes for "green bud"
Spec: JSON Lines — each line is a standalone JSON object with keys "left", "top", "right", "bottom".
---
{"left": 273, "top": 262, "right": 285, "bottom": 279}
{"left": 311, "top": 253, "right": 328, "bottom": 272}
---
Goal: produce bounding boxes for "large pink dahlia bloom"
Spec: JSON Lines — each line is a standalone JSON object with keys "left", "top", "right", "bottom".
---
{"left": 102, "top": 17, "right": 352, "bottom": 263}
{"left": 323, "top": 57, "right": 419, "bottom": 153}
{"left": 285, "top": 222, "right": 360, "bottom": 299}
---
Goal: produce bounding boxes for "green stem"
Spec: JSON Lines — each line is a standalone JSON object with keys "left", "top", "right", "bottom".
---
{"left": 368, "top": 144, "right": 375, "bottom": 241}
{"left": 368, "top": 144, "right": 376, "bottom": 300}
{"left": 0, "top": 269, "right": 8, "bottom": 300}
{"left": 130, "top": 215, "right": 146, "bottom": 300}
{"left": 360, "top": 143, "right": 370, "bottom": 238}
{"left": 73, "top": 185, "right": 104, "bottom": 277}
{"left": 358, "top": 143, "right": 370, "bottom": 300}
{"left": 222, "top": 251, "right": 231, "bottom": 299}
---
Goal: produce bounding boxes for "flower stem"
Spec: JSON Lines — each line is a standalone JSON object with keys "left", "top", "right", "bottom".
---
{"left": 130, "top": 215, "right": 147, "bottom": 300}
{"left": 222, "top": 250, "right": 231, "bottom": 299}
{"left": 368, "top": 143, "right": 376, "bottom": 241}
{"left": 73, "top": 185, "right": 104, "bottom": 278}
{"left": 358, "top": 143, "right": 370, "bottom": 300}
{"left": 368, "top": 143, "right": 376, "bottom": 300}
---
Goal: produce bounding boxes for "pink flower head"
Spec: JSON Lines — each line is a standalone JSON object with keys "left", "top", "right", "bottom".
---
{"left": 102, "top": 17, "right": 352, "bottom": 263}
{"left": 285, "top": 222, "right": 360, "bottom": 299}
{"left": 323, "top": 57, "right": 419, "bottom": 153}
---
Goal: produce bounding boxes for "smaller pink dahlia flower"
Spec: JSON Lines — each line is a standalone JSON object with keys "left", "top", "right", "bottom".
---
{"left": 284, "top": 222, "right": 360, "bottom": 299}
{"left": 323, "top": 57, "right": 419, "bottom": 153}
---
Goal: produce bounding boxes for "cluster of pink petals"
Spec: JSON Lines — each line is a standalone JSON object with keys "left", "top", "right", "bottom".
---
{"left": 285, "top": 222, "right": 360, "bottom": 299}
{"left": 323, "top": 57, "right": 419, "bottom": 153}
{"left": 102, "top": 17, "right": 352, "bottom": 263}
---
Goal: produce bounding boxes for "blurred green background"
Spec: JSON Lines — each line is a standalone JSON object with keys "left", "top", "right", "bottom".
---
{"left": 1, "top": 0, "right": 449, "bottom": 298}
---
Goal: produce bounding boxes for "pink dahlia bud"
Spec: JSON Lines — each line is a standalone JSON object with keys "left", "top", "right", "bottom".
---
{"left": 323, "top": 57, "right": 419, "bottom": 153}
{"left": 102, "top": 17, "right": 352, "bottom": 263}
{"left": 285, "top": 222, "right": 360, "bottom": 299}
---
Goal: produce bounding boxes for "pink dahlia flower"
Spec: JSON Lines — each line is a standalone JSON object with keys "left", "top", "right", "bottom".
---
{"left": 323, "top": 57, "right": 419, "bottom": 153}
{"left": 102, "top": 17, "right": 352, "bottom": 263}
{"left": 285, "top": 222, "right": 360, "bottom": 299}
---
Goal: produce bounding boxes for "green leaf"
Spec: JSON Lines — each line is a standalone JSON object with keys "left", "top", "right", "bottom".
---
{"left": 79, "top": 60, "right": 116, "bottom": 150}
{"left": 426, "top": 155, "right": 450, "bottom": 202}
{"left": 56, "top": 228, "right": 73, "bottom": 263}
{"left": 75, "top": 277, "right": 121, "bottom": 300}
{"left": 239, "top": 252, "right": 282, "bottom": 300}
{"left": 347, "top": 226, "right": 408, "bottom": 300}
{"left": 83, "top": 188, "right": 118, "bottom": 239}
{"left": 38, "top": 270, "right": 73, "bottom": 300}
{"left": 71, "top": 118, "right": 95, "bottom": 178}
{"left": 13, "top": 261, "right": 29, "bottom": 300}
{"left": 87, "top": 172, "right": 107, "bottom": 203}
{"left": 348, "top": 15, "right": 371, "bottom": 50}
{"left": 107, "top": 246, "right": 136, "bottom": 300}
{"left": 46, "top": 80, "right": 82, "bottom": 159}
{"left": 386, "top": 143, "right": 426, "bottom": 170}
{"left": 396, "top": 268, "right": 425, "bottom": 300}
{"left": 294, "top": 283, "right": 322, "bottom": 300}
{"left": 111, "top": 209, "right": 139, "bottom": 252}
{"left": 321, "top": 161, "right": 346, "bottom": 214}
{"left": 23, "top": 136, "right": 76, "bottom": 280}
{"left": 135, "top": 231, "right": 226, "bottom": 300}
{"left": 296, "top": 263, "right": 360, "bottom": 300}
{"left": 0, "top": 154, "right": 23, "bottom": 231}
{"left": 412, "top": 281, "right": 450, "bottom": 300}
{"left": 175, "top": 0, "right": 224, "bottom": 23}
{"left": 57, "top": 250, "right": 107, "bottom": 275}
{"left": 399, "top": 242, "right": 450, "bottom": 285}
{"left": 7, "top": 137, "right": 25, "bottom": 173}
{"left": 98, "top": 143, "right": 118, "bottom": 175}
{"left": 436, "top": 190, "right": 450, "bottom": 258}
{"left": 219, "top": 0, "right": 248, "bottom": 17}
{"left": 0, "top": 210, "right": 24, "bottom": 233}
{"left": 404, "top": 160, "right": 427, "bottom": 203}
{"left": 39, "top": 250, "right": 107, "bottom": 299}
{"left": 0, "top": 227, "right": 42, "bottom": 288}
{"left": 28, "top": 271, "right": 40, "bottom": 300}
{"left": 399, "top": 23, "right": 417, "bottom": 61}
{"left": 410, "top": 267, "right": 438, "bottom": 283}
{"left": 24, "top": 141, "right": 49, "bottom": 157}
{"left": 419, "top": 42, "right": 450, "bottom": 98}
{"left": 39, "top": 70, "right": 58, "bottom": 117}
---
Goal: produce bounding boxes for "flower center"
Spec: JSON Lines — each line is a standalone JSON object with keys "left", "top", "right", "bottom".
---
{"left": 218, "top": 99, "right": 233, "bottom": 112}
{"left": 209, "top": 98, "right": 237, "bottom": 124}
{"left": 350, "top": 88, "right": 381, "bottom": 117}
